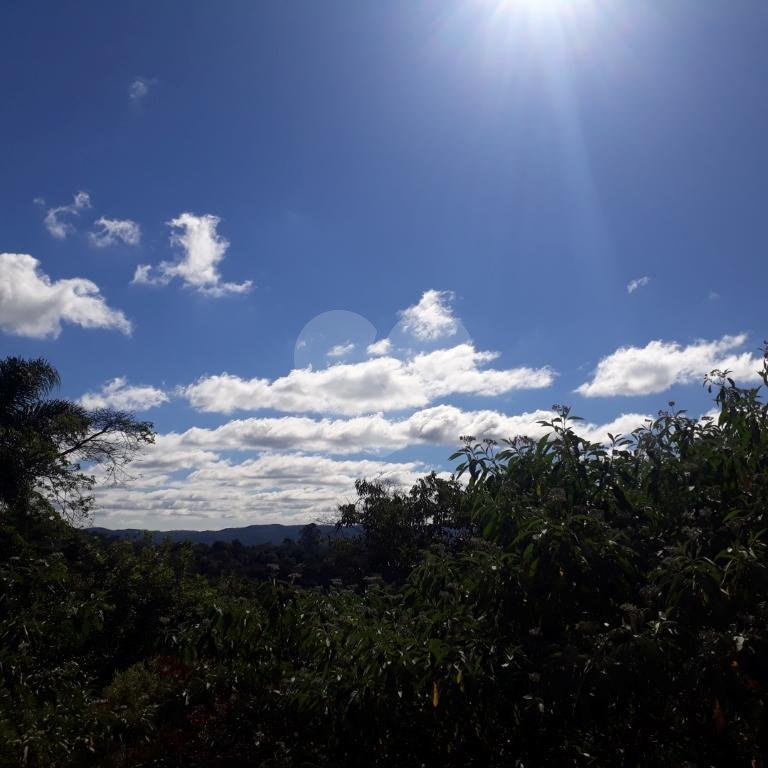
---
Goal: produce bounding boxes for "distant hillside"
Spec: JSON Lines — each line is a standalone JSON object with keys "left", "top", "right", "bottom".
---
{"left": 88, "top": 523, "right": 356, "bottom": 547}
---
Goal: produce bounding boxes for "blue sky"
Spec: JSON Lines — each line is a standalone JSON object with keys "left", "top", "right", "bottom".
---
{"left": 2, "top": 0, "right": 767, "bottom": 529}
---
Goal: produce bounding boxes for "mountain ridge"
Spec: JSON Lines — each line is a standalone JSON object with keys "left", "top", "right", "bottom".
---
{"left": 88, "top": 523, "right": 353, "bottom": 547}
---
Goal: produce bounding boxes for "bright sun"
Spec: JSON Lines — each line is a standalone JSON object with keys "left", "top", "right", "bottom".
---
{"left": 489, "top": 0, "right": 596, "bottom": 24}
{"left": 478, "top": 0, "right": 600, "bottom": 47}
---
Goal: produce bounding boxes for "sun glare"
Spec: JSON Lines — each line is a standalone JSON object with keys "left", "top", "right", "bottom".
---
{"left": 484, "top": 0, "right": 599, "bottom": 32}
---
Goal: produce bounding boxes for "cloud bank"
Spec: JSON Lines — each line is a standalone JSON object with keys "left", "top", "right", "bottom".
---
{"left": 157, "top": 405, "right": 652, "bottom": 456}
{"left": 90, "top": 405, "right": 652, "bottom": 529}
{"left": 184, "top": 343, "right": 556, "bottom": 416}
{"left": 93, "top": 451, "right": 433, "bottom": 528}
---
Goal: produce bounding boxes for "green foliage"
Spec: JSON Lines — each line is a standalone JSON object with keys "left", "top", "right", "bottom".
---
{"left": 0, "top": 356, "right": 154, "bottom": 523}
{"left": 337, "top": 472, "right": 468, "bottom": 580}
{"left": 2, "top": 352, "right": 768, "bottom": 766}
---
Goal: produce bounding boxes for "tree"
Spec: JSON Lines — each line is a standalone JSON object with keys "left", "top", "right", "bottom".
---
{"left": 0, "top": 356, "right": 155, "bottom": 522}
{"left": 298, "top": 522, "right": 323, "bottom": 552}
{"left": 337, "top": 472, "right": 468, "bottom": 579}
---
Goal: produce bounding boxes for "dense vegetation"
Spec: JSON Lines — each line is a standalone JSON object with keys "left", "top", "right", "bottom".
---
{"left": 2, "top": 353, "right": 768, "bottom": 766}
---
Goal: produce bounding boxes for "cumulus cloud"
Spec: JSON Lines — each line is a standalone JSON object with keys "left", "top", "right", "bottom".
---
{"left": 43, "top": 191, "right": 91, "bottom": 239}
{"left": 399, "top": 290, "right": 459, "bottom": 341}
{"left": 160, "top": 406, "right": 547, "bottom": 456}
{"left": 89, "top": 404, "right": 657, "bottom": 529}
{"left": 577, "top": 334, "right": 762, "bottom": 397}
{"left": 576, "top": 413, "right": 654, "bottom": 444}
{"left": 80, "top": 377, "right": 168, "bottom": 411}
{"left": 154, "top": 405, "right": 652, "bottom": 457}
{"left": 0, "top": 253, "right": 132, "bottom": 339}
{"left": 183, "top": 343, "right": 556, "bottom": 415}
{"left": 92, "top": 449, "right": 433, "bottom": 528}
{"left": 132, "top": 213, "right": 252, "bottom": 296}
{"left": 627, "top": 276, "right": 650, "bottom": 294}
{"left": 367, "top": 338, "right": 392, "bottom": 356}
{"left": 89, "top": 217, "right": 141, "bottom": 247}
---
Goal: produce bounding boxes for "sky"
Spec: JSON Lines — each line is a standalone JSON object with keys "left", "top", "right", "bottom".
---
{"left": 1, "top": 0, "right": 767, "bottom": 530}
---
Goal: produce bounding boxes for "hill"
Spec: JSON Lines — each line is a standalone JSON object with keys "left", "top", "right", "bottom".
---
{"left": 88, "top": 522, "right": 354, "bottom": 546}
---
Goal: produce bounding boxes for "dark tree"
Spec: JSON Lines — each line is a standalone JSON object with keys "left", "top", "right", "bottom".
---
{"left": 337, "top": 472, "right": 468, "bottom": 579}
{"left": 0, "top": 357, "right": 155, "bottom": 522}
{"left": 298, "top": 522, "right": 322, "bottom": 552}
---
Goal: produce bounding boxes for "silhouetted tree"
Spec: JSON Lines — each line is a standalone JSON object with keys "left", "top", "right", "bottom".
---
{"left": 0, "top": 357, "right": 154, "bottom": 522}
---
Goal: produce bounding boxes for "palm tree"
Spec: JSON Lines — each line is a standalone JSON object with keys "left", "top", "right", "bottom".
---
{"left": 0, "top": 357, "right": 154, "bottom": 521}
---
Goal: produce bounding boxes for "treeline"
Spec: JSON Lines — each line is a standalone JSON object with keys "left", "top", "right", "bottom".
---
{"left": 2, "top": 354, "right": 768, "bottom": 766}
{"left": 90, "top": 524, "right": 387, "bottom": 589}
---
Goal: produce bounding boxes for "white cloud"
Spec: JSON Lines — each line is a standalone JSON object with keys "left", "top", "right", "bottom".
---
{"left": 399, "top": 290, "right": 458, "bottom": 341}
{"left": 132, "top": 213, "right": 252, "bottom": 296}
{"left": 626, "top": 276, "right": 650, "bottom": 294}
{"left": 0, "top": 253, "right": 132, "bottom": 339}
{"left": 183, "top": 343, "right": 556, "bottom": 416}
{"left": 577, "top": 334, "right": 762, "bottom": 397}
{"left": 128, "top": 77, "right": 153, "bottom": 101}
{"left": 131, "top": 264, "right": 154, "bottom": 285}
{"left": 327, "top": 342, "right": 355, "bottom": 359}
{"left": 80, "top": 377, "right": 168, "bottom": 411}
{"left": 156, "top": 405, "right": 654, "bottom": 457}
{"left": 577, "top": 413, "right": 653, "bottom": 444}
{"left": 92, "top": 449, "right": 433, "bottom": 528}
{"left": 43, "top": 191, "right": 91, "bottom": 239}
{"left": 89, "top": 217, "right": 141, "bottom": 247}
{"left": 367, "top": 338, "right": 392, "bottom": 356}
{"left": 90, "top": 405, "right": 657, "bottom": 529}
{"left": 158, "top": 406, "right": 542, "bottom": 456}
